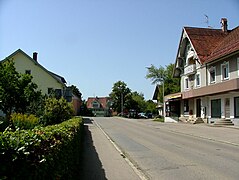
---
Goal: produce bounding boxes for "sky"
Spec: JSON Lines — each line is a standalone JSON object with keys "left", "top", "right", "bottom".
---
{"left": 1, "top": 0, "right": 239, "bottom": 100}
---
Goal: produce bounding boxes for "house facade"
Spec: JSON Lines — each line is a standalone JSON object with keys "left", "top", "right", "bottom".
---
{"left": 152, "top": 85, "right": 163, "bottom": 116}
{"left": 173, "top": 18, "right": 239, "bottom": 125}
{"left": 1, "top": 49, "right": 82, "bottom": 115}
{"left": 87, "top": 97, "right": 112, "bottom": 117}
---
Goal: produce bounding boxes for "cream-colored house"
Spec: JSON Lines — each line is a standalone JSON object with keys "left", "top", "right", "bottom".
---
{"left": 172, "top": 18, "right": 239, "bottom": 126}
{"left": 4, "top": 49, "right": 68, "bottom": 97}
{"left": 0, "top": 49, "right": 83, "bottom": 116}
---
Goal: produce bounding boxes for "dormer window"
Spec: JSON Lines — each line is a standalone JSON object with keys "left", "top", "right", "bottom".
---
{"left": 92, "top": 101, "right": 100, "bottom": 108}
{"left": 221, "top": 61, "right": 229, "bottom": 80}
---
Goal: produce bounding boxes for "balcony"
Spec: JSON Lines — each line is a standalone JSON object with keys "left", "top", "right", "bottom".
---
{"left": 184, "top": 64, "right": 196, "bottom": 75}
{"left": 187, "top": 50, "right": 194, "bottom": 59}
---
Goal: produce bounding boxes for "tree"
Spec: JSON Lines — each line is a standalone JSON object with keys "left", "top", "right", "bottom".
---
{"left": 0, "top": 60, "right": 41, "bottom": 124}
{"left": 146, "top": 63, "right": 180, "bottom": 102}
{"left": 130, "top": 91, "right": 146, "bottom": 112}
{"left": 145, "top": 100, "right": 157, "bottom": 114}
{"left": 70, "top": 85, "right": 82, "bottom": 98}
{"left": 41, "top": 97, "right": 73, "bottom": 125}
{"left": 109, "top": 81, "right": 131, "bottom": 113}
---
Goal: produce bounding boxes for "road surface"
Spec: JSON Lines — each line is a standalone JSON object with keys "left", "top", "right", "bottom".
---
{"left": 93, "top": 117, "right": 239, "bottom": 180}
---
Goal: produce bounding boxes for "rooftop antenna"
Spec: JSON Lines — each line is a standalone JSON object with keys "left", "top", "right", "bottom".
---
{"left": 204, "top": 14, "right": 209, "bottom": 27}
{"left": 204, "top": 14, "right": 213, "bottom": 28}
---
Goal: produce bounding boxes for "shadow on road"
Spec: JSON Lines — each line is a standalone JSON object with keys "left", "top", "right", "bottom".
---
{"left": 80, "top": 118, "right": 107, "bottom": 180}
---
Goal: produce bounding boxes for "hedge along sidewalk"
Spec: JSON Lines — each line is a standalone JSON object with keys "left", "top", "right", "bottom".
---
{"left": 0, "top": 117, "right": 84, "bottom": 180}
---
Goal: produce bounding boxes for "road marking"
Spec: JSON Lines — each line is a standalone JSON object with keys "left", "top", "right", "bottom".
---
{"left": 93, "top": 118, "right": 149, "bottom": 180}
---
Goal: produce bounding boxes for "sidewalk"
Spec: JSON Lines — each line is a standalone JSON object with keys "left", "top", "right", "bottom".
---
{"left": 138, "top": 119, "right": 239, "bottom": 146}
{"left": 81, "top": 118, "right": 141, "bottom": 180}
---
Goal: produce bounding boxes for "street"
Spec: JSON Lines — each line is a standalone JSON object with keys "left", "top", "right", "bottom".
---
{"left": 93, "top": 117, "right": 239, "bottom": 180}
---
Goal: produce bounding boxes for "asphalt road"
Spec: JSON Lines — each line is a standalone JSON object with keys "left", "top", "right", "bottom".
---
{"left": 93, "top": 117, "right": 239, "bottom": 180}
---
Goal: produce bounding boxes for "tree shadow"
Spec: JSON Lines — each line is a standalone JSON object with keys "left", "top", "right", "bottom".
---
{"left": 80, "top": 118, "right": 107, "bottom": 180}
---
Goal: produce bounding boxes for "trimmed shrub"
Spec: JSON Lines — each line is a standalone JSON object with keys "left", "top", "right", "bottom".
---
{"left": 41, "top": 97, "right": 74, "bottom": 126}
{"left": 11, "top": 113, "right": 39, "bottom": 130}
{"left": 0, "top": 117, "right": 83, "bottom": 179}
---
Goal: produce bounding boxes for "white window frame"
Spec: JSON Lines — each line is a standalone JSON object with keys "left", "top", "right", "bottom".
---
{"left": 184, "top": 77, "right": 189, "bottom": 90}
{"left": 209, "top": 66, "right": 216, "bottom": 84}
{"left": 195, "top": 72, "right": 201, "bottom": 87}
{"left": 221, "top": 61, "right": 229, "bottom": 81}
{"left": 237, "top": 57, "right": 239, "bottom": 77}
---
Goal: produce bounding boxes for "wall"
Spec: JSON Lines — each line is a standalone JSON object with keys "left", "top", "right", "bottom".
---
{"left": 12, "top": 52, "right": 64, "bottom": 95}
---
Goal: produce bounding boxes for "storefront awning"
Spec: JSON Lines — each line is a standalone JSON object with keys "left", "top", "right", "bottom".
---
{"left": 165, "top": 93, "right": 182, "bottom": 101}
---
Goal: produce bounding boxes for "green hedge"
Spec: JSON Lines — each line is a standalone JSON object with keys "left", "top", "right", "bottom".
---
{"left": 0, "top": 117, "right": 83, "bottom": 179}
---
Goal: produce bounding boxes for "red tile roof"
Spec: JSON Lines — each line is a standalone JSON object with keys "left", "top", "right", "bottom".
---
{"left": 87, "top": 97, "right": 111, "bottom": 109}
{"left": 185, "top": 26, "right": 239, "bottom": 64}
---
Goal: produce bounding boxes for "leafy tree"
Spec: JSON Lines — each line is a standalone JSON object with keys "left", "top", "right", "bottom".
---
{"left": 146, "top": 63, "right": 180, "bottom": 102}
{"left": 145, "top": 100, "right": 157, "bottom": 114}
{"left": 0, "top": 60, "right": 41, "bottom": 124}
{"left": 109, "top": 81, "right": 131, "bottom": 113}
{"left": 130, "top": 91, "right": 146, "bottom": 112}
{"left": 41, "top": 97, "right": 73, "bottom": 125}
{"left": 79, "top": 100, "right": 94, "bottom": 116}
{"left": 69, "top": 85, "right": 82, "bottom": 98}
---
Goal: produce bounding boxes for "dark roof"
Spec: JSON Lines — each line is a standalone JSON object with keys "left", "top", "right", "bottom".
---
{"left": 49, "top": 71, "right": 67, "bottom": 84}
{"left": 184, "top": 26, "right": 239, "bottom": 64}
{"left": 152, "top": 85, "right": 160, "bottom": 100}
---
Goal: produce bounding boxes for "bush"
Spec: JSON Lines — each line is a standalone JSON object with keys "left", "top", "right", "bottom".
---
{"left": 0, "top": 117, "right": 83, "bottom": 179}
{"left": 0, "top": 116, "right": 7, "bottom": 131}
{"left": 11, "top": 113, "right": 39, "bottom": 130}
{"left": 41, "top": 97, "right": 73, "bottom": 126}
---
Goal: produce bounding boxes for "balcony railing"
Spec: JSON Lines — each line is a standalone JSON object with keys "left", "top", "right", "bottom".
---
{"left": 184, "top": 64, "right": 196, "bottom": 75}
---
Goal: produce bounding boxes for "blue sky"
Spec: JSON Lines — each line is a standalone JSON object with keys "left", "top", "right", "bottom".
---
{"left": 1, "top": 0, "right": 239, "bottom": 100}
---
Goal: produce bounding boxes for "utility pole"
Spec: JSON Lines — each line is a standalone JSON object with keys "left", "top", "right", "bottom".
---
{"left": 121, "top": 93, "right": 123, "bottom": 115}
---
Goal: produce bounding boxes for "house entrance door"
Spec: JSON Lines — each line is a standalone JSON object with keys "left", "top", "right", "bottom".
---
{"left": 196, "top": 99, "right": 201, "bottom": 117}
{"left": 225, "top": 98, "right": 230, "bottom": 119}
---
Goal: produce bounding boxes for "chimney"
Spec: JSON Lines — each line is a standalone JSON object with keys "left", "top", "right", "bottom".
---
{"left": 33, "top": 52, "right": 38, "bottom": 61}
{"left": 221, "top": 18, "right": 228, "bottom": 33}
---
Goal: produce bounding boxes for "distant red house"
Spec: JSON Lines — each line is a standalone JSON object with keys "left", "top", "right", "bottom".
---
{"left": 87, "top": 97, "right": 112, "bottom": 117}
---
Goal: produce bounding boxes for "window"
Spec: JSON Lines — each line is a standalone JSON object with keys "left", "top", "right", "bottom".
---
{"left": 234, "top": 97, "right": 239, "bottom": 118}
{"left": 25, "top": 70, "right": 31, "bottom": 75}
{"left": 55, "top": 89, "right": 62, "bottom": 99}
{"left": 237, "top": 58, "right": 239, "bottom": 76}
{"left": 209, "top": 66, "right": 216, "bottom": 83}
{"left": 48, "top": 88, "right": 53, "bottom": 95}
{"left": 195, "top": 73, "right": 200, "bottom": 87}
{"left": 185, "top": 77, "right": 189, "bottom": 90}
{"left": 211, "top": 99, "right": 221, "bottom": 118}
{"left": 221, "top": 62, "right": 229, "bottom": 80}
{"left": 92, "top": 101, "right": 100, "bottom": 108}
